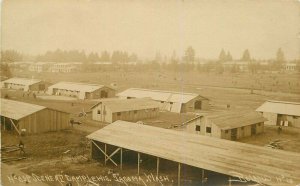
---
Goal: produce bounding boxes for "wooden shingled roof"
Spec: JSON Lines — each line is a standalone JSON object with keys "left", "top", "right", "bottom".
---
{"left": 87, "top": 121, "right": 300, "bottom": 186}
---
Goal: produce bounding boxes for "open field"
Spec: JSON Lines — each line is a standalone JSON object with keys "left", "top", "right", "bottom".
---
{"left": 11, "top": 69, "right": 300, "bottom": 94}
{"left": 7, "top": 70, "right": 300, "bottom": 113}
{"left": 2, "top": 69, "right": 300, "bottom": 185}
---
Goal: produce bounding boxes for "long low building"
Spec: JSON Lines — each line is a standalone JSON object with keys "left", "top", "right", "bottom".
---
{"left": 0, "top": 98, "right": 70, "bottom": 134}
{"left": 1, "top": 77, "right": 48, "bottom": 91}
{"left": 47, "top": 82, "right": 116, "bottom": 100}
{"left": 117, "top": 88, "right": 209, "bottom": 113}
{"left": 91, "top": 98, "right": 160, "bottom": 123}
{"left": 184, "top": 111, "right": 266, "bottom": 140}
{"left": 256, "top": 100, "right": 300, "bottom": 128}
{"left": 87, "top": 121, "right": 300, "bottom": 186}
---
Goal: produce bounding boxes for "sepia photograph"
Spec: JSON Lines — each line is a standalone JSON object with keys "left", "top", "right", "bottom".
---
{"left": 1, "top": 0, "right": 300, "bottom": 185}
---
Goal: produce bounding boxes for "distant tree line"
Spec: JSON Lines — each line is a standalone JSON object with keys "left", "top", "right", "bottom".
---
{"left": 1, "top": 49, "right": 139, "bottom": 63}
{"left": 35, "top": 49, "right": 139, "bottom": 63}
{"left": 1, "top": 50, "right": 23, "bottom": 62}
{"left": 1, "top": 47, "right": 299, "bottom": 74}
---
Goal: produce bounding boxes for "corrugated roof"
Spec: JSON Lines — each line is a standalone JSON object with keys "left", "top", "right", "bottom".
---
{"left": 87, "top": 121, "right": 300, "bottom": 186}
{"left": 117, "top": 88, "right": 208, "bottom": 103}
{"left": 91, "top": 98, "right": 160, "bottom": 112}
{"left": 2, "top": 77, "right": 42, "bottom": 86}
{"left": 207, "top": 111, "right": 267, "bottom": 130}
{"left": 47, "top": 82, "right": 107, "bottom": 93}
{"left": 0, "top": 98, "right": 46, "bottom": 120}
{"left": 256, "top": 100, "right": 300, "bottom": 116}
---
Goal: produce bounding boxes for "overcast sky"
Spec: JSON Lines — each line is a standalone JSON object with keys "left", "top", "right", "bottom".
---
{"left": 1, "top": 0, "right": 300, "bottom": 60}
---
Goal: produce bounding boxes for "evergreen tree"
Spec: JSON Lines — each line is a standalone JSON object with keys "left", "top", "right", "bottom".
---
{"left": 276, "top": 48, "right": 285, "bottom": 63}
{"left": 100, "top": 51, "right": 110, "bottom": 62}
{"left": 241, "top": 49, "right": 251, "bottom": 61}
{"left": 226, "top": 51, "right": 233, "bottom": 61}
{"left": 218, "top": 49, "right": 227, "bottom": 62}
{"left": 184, "top": 46, "right": 195, "bottom": 63}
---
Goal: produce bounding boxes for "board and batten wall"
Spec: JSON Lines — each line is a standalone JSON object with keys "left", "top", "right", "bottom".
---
{"left": 277, "top": 114, "right": 300, "bottom": 128}
{"left": 92, "top": 103, "right": 159, "bottom": 123}
{"left": 185, "top": 117, "right": 264, "bottom": 140}
{"left": 85, "top": 87, "right": 116, "bottom": 99}
{"left": 17, "top": 108, "right": 70, "bottom": 133}
{"left": 181, "top": 97, "right": 209, "bottom": 113}
{"left": 260, "top": 112, "right": 277, "bottom": 126}
{"left": 92, "top": 104, "right": 114, "bottom": 123}
{"left": 3, "top": 82, "right": 46, "bottom": 91}
{"left": 259, "top": 111, "right": 300, "bottom": 128}
{"left": 220, "top": 123, "right": 264, "bottom": 140}
{"left": 111, "top": 108, "right": 159, "bottom": 123}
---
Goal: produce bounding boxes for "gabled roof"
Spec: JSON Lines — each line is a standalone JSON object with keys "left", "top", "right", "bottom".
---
{"left": 47, "top": 82, "right": 111, "bottom": 93}
{"left": 0, "top": 98, "right": 46, "bottom": 120}
{"left": 87, "top": 121, "right": 300, "bottom": 186}
{"left": 2, "top": 77, "right": 42, "bottom": 86}
{"left": 117, "top": 88, "right": 208, "bottom": 103}
{"left": 207, "top": 111, "right": 267, "bottom": 130}
{"left": 256, "top": 100, "right": 300, "bottom": 116}
{"left": 91, "top": 98, "right": 160, "bottom": 112}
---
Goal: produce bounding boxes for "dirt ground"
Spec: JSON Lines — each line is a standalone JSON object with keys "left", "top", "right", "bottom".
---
{"left": 1, "top": 69, "right": 300, "bottom": 185}
{"left": 238, "top": 126, "right": 300, "bottom": 153}
{"left": 12, "top": 69, "right": 300, "bottom": 94}
{"left": 1, "top": 129, "right": 246, "bottom": 186}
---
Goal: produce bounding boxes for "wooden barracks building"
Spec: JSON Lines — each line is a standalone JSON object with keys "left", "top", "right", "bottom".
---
{"left": 0, "top": 98, "right": 70, "bottom": 134}
{"left": 184, "top": 111, "right": 266, "bottom": 140}
{"left": 1, "top": 77, "right": 48, "bottom": 91}
{"left": 256, "top": 100, "right": 300, "bottom": 128}
{"left": 91, "top": 98, "right": 160, "bottom": 123}
{"left": 47, "top": 82, "right": 115, "bottom": 100}
{"left": 87, "top": 120, "right": 300, "bottom": 186}
{"left": 117, "top": 88, "right": 209, "bottom": 113}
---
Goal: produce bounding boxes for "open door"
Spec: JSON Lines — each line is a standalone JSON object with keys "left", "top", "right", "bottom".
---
{"left": 231, "top": 128, "right": 237, "bottom": 140}
{"left": 194, "top": 101, "right": 202, "bottom": 110}
{"left": 251, "top": 124, "right": 256, "bottom": 135}
{"left": 101, "top": 90, "right": 108, "bottom": 98}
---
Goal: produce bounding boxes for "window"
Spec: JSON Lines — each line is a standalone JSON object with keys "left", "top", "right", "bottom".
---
{"left": 206, "top": 127, "right": 211, "bottom": 133}
{"left": 161, "top": 101, "right": 165, "bottom": 103}
{"left": 134, "top": 110, "right": 137, "bottom": 114}
{"left": 195, "top": 125, "right": 201, "bottom": 132}
{"left": 97, "top": 110, "right": 101, "bottom": 115}
{"left": 170, "top": 102, "right": 173, "bottom": 105}
{"left": 225, "top": 130, "right": 228, "bottom": 134}
{"left": 117, "top": 112, "right": 121, "bottom": 116}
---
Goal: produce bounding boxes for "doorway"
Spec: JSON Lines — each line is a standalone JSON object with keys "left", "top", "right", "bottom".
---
{"left": 100, "top": 90, "right": 108, "bottom": 98}
{"left": 251, "top": 124, "right": 256, "bottom": 135}
{"left": 194, "top": 101, "right": 202, "bottom": 110}
{"left": 39, "top": 84, "right": 45, "bottom": 91}
{"left": 231, "top": 128, "right": 237, "bottom": 140}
